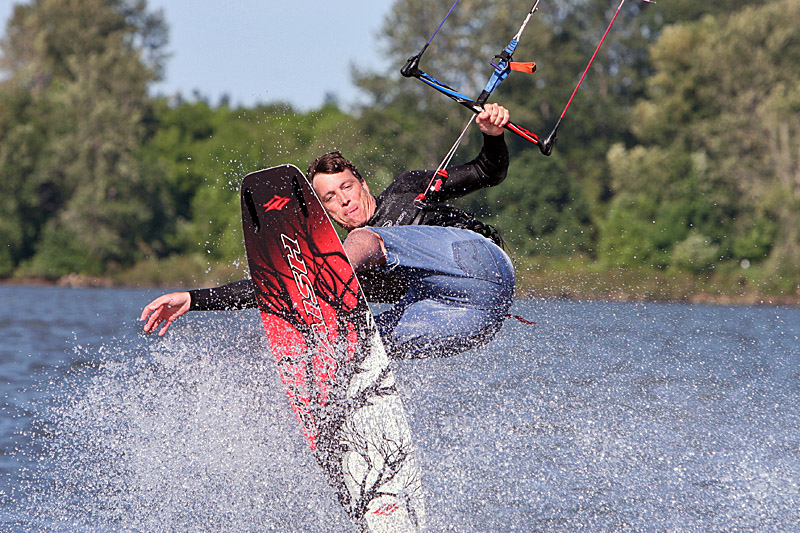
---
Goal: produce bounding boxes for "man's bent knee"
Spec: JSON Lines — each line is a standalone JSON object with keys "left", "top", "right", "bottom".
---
{"left": 344, "top": 228, "right": 387, "bottom": 272}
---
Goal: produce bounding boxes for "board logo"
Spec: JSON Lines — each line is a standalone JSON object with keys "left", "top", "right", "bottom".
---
{"left": 278, "top": 233, "right": 340, "bottom": 448}
{"left": 373, "top": 503, "right": 399, "bottom": 516}
{"left": 263, "top": 195, "right": 290, "bottom": 212}
{"left": 281, "top": 234, "right": 324, "bottom": 323}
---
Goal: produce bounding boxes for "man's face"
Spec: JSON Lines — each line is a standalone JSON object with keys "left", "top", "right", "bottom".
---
{"left": 312, "top": 169, "right": 375, "bottom": 231}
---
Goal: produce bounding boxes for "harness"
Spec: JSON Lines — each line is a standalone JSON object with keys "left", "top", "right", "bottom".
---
{"left": 411, "top": 203, "right": 505, "bottom": 250}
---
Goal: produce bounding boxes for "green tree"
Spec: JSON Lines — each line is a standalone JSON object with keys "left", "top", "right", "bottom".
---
{"left": 608, "top": 0, "right": 800, "bottom": 287}
{"left": 600, "top": 144, "right": 732, "bottom": 269}
{"left": 479, "top": 151, "right": 594, "bottom": 256}
{"left": 355, "top": 0, "right": 667, "bottom": 256}
{"left": 0, "top": 0, "right": 167, "bottom": 277}
{"left": 140, "top": 99, "right": 379, "bottom": 271}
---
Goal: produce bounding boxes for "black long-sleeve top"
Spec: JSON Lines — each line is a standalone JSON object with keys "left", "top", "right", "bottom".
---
{"left": 189, "top": 133, "right": 509, "bottom": 311}
{"left": 368, "top": 132, "right": 508, "bottom": 227}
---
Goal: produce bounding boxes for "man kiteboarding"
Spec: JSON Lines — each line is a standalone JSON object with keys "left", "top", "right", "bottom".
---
{"left": 141, "top": 103, "right": 515, "bottom": 360}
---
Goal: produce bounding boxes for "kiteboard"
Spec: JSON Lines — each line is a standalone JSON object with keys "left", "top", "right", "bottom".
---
{"left": 241, "top": 165, "right": 425, "bottom": 532}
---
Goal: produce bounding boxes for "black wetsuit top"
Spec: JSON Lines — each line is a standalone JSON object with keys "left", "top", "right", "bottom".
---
{"left": 189, "top": 133, "right": 509, "bottom": 311}
{"left": 368, "top": 133, "right": 508, "bottom": 228}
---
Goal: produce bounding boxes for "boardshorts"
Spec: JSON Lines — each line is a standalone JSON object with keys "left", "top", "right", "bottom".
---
{"left": 368, "top": 225, "right": 515, "bottom": 359}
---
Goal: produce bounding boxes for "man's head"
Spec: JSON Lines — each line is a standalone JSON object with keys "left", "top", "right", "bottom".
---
{"left": 308, "top": 151, "right": 376, "bottom": 231}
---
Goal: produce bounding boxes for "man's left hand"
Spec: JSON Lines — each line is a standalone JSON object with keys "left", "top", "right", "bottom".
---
{"left": 476, "top": 103, "right": 510, "bottom": 136}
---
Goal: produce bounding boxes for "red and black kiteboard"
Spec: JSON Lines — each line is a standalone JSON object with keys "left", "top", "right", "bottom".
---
{"left": 241, "top": 165, "right": 424, "bottom": 531}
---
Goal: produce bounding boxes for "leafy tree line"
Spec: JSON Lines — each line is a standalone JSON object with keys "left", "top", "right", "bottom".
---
{"left": 0, "top": 0, "right": 166, "bottom": 276}
{"left": 1, "top": 0, "right": 798, "bottom": 297}
{"left": 360, "top": 0, "right": 799, "bottom": 295}
{"left": 0, "top": 0, "right": 398, "bottom": 280}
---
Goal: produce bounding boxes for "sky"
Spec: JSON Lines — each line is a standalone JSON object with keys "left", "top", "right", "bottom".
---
{"left": 0, "top": 0, "right": 397, "bottom": 110}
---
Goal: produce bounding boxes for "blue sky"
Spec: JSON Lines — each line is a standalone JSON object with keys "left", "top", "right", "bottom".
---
{"left": 0, "top": 0, "right": 397, "bottom": 110}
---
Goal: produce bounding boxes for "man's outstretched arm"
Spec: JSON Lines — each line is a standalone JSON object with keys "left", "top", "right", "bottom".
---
{"left": 141, "top": 279, "right": 257, "bottom": 336}
{"left": 188, "top": 279, "right": 257, "bottom": 311}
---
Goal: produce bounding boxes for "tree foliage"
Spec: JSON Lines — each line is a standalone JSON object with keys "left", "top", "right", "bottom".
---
{"left": 608, "top": 0, "right": 800, "bottom": 282}
{"left": 0, "top": 0, "right": 798, "bottom": 295}
{"left": 140, "top": 100, "right": 372, "bottom": 265}
{"left": 0, "top": 0, "right": 167, "bottom": 277}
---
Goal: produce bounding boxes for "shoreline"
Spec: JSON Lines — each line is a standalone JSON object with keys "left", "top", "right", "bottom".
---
{"left": 3, "top": 274, "right": 798, "bottom": 307}
{"left": 515, "top": 287, "right": 800, "bottom": 308}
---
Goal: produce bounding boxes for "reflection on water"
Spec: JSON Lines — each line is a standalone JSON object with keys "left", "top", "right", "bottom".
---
{"left": 1, "top": 286, "right": 798, "bottom": 530}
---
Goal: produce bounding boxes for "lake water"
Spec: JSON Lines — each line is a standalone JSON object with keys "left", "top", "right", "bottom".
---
{"left": 1, "top": 285, "right": 798, "bottom": 531}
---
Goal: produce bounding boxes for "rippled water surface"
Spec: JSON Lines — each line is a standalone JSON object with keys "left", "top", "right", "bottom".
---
{"left": 1, "top": 286, "right": 798, "bottom": 531}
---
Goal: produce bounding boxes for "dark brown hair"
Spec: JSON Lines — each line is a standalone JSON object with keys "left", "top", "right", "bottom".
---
{"left": 307, "top": 151, "right": 364, "bottom": 183}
